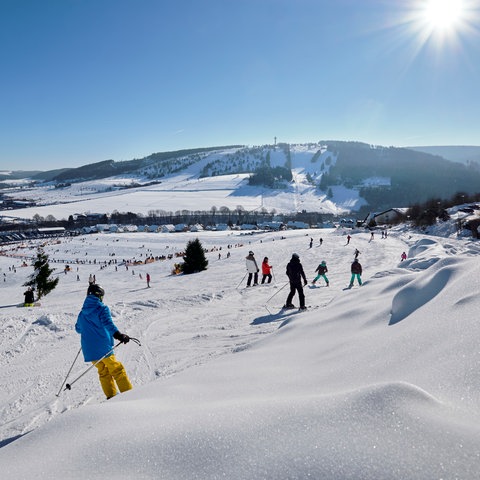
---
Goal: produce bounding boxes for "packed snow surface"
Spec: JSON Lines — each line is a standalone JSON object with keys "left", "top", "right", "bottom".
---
{"left": 1, "top": 226, "right": 480, "bottom": 479}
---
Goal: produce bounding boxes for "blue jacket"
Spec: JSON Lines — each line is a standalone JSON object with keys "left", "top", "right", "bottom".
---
{"left": 75, "top": 295, "right": 119, "bottom": 362}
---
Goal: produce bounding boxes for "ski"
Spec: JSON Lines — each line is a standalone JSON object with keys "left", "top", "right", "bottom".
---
{"left": 277, "top": 305, "right": 315, "bottom": 314}
{"left": 17, "top": 302, "right": 42, "bottom": 308}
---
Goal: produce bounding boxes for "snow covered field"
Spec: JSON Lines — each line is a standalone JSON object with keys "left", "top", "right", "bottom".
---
{"left": 1, "top": 225, "right": 480, "bottom": 479}
{"left": 3, "top": 145, "right": 364, "bottom": 221}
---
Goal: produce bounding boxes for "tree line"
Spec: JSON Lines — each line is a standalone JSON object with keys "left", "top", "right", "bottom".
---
{"left": 406, "top": 191, "right": 480, "bottom": 231}
{"left": 0, "top": 208, "right": 330, "bottom": 234}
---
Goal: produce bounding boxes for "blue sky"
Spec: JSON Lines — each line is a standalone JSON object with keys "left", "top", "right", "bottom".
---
{"left": 1, "top": 0, "right": 480, "bottom": 171}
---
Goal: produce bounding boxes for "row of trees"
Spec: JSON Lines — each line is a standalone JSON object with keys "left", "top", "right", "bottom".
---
{"left": 407, "top": 191, "right": 480, "bottom": 227}
{"left": 12, "top": 208, "right": 331, "bottom": 233}
{"left": 248, "top": 166, "right": 293, "bottom": 187}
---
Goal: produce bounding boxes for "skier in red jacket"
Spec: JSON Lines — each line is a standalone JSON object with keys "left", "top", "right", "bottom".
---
{"left": 261, "top": 257, "right": 272, "bottom": 284}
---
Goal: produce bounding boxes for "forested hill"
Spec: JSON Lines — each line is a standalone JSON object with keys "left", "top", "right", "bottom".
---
{"left": 320, "top": 141, "right": 480, "bottom": 212}
{"left": 38, "top": 146, "right": 244, "bottom": 183}
{"left": 7, "top": 141, "right": 480, "bottom": 215}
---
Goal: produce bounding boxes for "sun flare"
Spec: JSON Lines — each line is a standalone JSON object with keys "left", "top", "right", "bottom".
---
{"left": 400, "top": 0, "right": 476, "bottom": 53}
{"left": 422, "top": 0, "right": 465, "bottom": 31}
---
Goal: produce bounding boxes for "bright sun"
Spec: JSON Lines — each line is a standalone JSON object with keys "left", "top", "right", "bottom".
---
{"left": 383, "top": 0, "right": 477, "bottom": 58}
{"left": 422, "top": 0, "right": 465, "bottom": 31}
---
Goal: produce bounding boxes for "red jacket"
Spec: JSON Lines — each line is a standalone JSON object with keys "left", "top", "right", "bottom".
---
{"left": 262, "top": 261, "right": 272, "bottom": 275}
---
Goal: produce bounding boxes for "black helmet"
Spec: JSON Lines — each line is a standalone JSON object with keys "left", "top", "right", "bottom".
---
{"left": 292, "top": 253, "right": 299, "bottom": 259}
{"left": 88, "top": 284, "right": 105, "bottom": 299}
{"left": 249, "top": 251, "right": 254, "bottom": 255}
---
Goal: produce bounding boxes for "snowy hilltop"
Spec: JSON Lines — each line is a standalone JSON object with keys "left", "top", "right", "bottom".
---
{"left": 1, "top": 222, "right": 480, "bottom": 478}
{"left": 3, "top": 141, "right": 480, "bottom": 223}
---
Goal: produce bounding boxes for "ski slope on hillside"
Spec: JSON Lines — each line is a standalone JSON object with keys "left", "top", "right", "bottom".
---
{"left": 3, "top": 145, "right": 365, "bottom": 221}
{"left": 1, "top": 225, "right": 480, "bottom": 478}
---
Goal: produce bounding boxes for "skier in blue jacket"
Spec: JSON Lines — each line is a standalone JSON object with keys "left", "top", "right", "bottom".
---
{"left": 75, "top": 284, "right": 132, "bottom": 399}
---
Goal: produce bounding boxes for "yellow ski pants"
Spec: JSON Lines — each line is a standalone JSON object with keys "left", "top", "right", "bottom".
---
{"left": 94, "top": 354, "right": 132, "bottom": 399}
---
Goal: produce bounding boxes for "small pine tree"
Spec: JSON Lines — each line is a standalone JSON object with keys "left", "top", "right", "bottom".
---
{"left": 181, "top": 238, "right": 208, "bottom": 274}
{"left": 24, "top": 248, "right": 59, "bottom": 299}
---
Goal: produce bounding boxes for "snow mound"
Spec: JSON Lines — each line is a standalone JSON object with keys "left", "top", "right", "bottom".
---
{"left": 390, "top": 260, "right": 459, "bottom": 325}
{"left": 32, "top": 315, "right": 62, "bottom": 332}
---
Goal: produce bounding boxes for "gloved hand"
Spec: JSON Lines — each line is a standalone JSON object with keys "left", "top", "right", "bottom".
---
{"left": 304, "top": 281, "right": 308, "bottom": 287}
{"left": 113, "top": 331, "right": 130, "bottom": 344}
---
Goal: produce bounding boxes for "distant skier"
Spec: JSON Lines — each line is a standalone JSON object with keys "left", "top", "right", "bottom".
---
{"left": 319, "top": 238, "right": 323, "bottom": 246}
{"left": 309, "top": 237, "right": 313, "bottom": 248}
{"left": 346, "top": 234, "right": 351, "bottom": 245}
{"left": 75, "top": 284, "right": 133, "bottom": 399}
{"left": 146, "top": 272, "right": 151, "bottom": 288}
{"left": 401, "top": 251, "right": 407, "bottom": 262}
{"left": 261, "top": 256, "right": 273, "bottom": 284}
{"left": 23, "top": 287, "right": 35, "bottom": 307}
{"left": 284, "top": 253, "right": 308, "bottom": 310}
{"left": 245, "top": 251, "right": 259, "bottom": 287}
{"left": 349, "top": 258, "right": 362, "bottom": 288}
{"left": 312, "top": 260, "right": 329, "bottom": 286}
{"left": 354, "top": 248, "right": 360, "bottom": 259}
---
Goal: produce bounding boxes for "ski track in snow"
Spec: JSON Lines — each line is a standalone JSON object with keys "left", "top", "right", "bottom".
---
{"left": 0, "top": 226, "right": 475, "bottom": 447}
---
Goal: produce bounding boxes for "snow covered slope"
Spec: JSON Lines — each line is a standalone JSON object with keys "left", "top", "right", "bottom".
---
{"left": 2, "top": 144, "right": 364, "bottom": 220}
{"left": 1, "top": 226, "right": 480, "bottom": 478}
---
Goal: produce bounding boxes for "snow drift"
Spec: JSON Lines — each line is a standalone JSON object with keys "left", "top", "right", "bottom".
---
{"left": 1, "top": 227, "right": 480, "bottom": 479}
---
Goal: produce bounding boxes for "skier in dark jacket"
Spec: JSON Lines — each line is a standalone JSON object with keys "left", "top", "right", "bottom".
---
{"left": 284, "top": 253, "right": 308, "bottom": 310}
{"left": 312, "top": 260, "right": 329, "bottom": 286}
{"left": 349, "top": 259, "right": 362, "bottom": 287}
{"left": 75, "top": 284, "right": 132, "bottom": 399}
{"left": 23, "top": 287, "right": 35, "bottom": 307}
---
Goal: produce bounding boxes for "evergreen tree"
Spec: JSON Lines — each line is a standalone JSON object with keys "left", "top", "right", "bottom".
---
{"left": 24, "top": 248, "right": 59, "bottom": 299}
{"left": 319, "top": 173, "right": 329, "bottom": 191}
{"left": 181, "top": 238, "right": 208, "bottom": 274}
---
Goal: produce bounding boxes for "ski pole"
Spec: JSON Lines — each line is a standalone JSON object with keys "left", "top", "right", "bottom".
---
{"left": 236, "top": 272, "right": 248, "bottom": 289}
{"left": 56, "top": 346, "right": 82, "bottom": 397}
{"left": 264, "top": 281, "right": 289, "bottom": 311}
{"left": 63, "top": 342, "right": 123, "bottom": 392}
{"left": 63, "top": 337, "right": 142, "bottom": 392}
